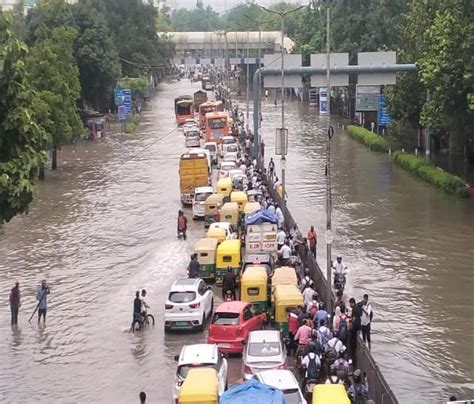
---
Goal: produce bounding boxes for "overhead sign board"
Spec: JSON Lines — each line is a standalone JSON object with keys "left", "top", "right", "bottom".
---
{"left": 114, "top": 85, "right": 123, "bottom": 106}
{"left": 263, "top": 54, "right": 302, "bottom": 88}
{"left": 358, "top": 51, "right": 396, "bottom": 85}
{"left": 311, "top": 53, "right": 349, "bottom": 87}
{"left": 378, "top": 95, "right": 392, "bottom": 126}
{"left": 356, "top": 85, "right": 380, "bottom": 111}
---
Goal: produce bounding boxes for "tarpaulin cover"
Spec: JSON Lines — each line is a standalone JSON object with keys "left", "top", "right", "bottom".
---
{"left": 245, "top": 210, "right": 278, "bottom": 226}
{"left": 219, "top": 379, "right": 284, "bottom": 404}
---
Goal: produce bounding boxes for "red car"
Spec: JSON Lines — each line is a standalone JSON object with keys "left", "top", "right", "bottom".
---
{"left": 208, "top": 301, "right": 265, "bottom": 354}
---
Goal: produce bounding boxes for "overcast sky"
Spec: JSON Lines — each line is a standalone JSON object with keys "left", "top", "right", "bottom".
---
{"left": 168, "top": 0, "right": 311, "bottom": 12}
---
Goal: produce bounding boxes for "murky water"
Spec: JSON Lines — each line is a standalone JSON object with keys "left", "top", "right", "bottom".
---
{"left": 0, "top": 80, "right": 473, "bottom": 403}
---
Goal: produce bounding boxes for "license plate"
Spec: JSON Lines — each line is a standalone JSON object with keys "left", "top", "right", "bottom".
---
{"left": 218, "top": 343, "right": 231, "bottom": 348}
{"left": 175, "top": 321, "right": 188, "bottom": 327}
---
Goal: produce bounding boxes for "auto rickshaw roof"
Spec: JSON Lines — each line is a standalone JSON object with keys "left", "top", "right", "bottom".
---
{"left": 205, "top": 193, "right": 225, "bottom": 204}
{"left": 241, "top": 266, "right": 268, "bottom": 282}
{"left": 216, "top": 177, "right": 232, "bottom": 186}
{"left": 194, "top": 237, "right": 219, "bottom": 251}
{"left": 272, "top": 266, "right": 298, "bottom": 285}
{"left": 220, "top": 202, "right": 239, "bottom": 212}
{"left": 312, "top": 384, "right": 350, "bottom": 404}
{"left": 179, "top": 368, "right": 218, "bottom": 403}
{"left": 230, "top": 191, "right": 248, "bottom": 201}
{"left": 244, "top": 202, "right": 261, "bottom": 215}
{"left": 207, "top": 227, "right": 226, "bottom": 237}
{"left": 217, "top": 239, "right": 241, "bottom": 253}
{"left": 273, "top": 284, "right": 303, "bottom": 304}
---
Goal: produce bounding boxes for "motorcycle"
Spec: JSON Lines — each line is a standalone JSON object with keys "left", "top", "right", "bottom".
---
{"left": 177, "top": 229, "right": 187, "bottom": 240}
{"left": 224, "top": 290, "right": 234, "bottom": 302}
{"left": 334, "top": 272, "right": 346, "bottom": 292}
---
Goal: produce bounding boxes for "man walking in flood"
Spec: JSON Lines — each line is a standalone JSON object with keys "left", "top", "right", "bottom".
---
{"left": 37, "top": 280, "right": 50, "bottom": 324}
{"left": 9, "top": 281, "right": 21, "bottom": 325}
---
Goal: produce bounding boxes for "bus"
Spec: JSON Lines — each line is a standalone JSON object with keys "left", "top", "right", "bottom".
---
{"left": 174, "top": 95, "right": 194, "bottom": 125}
{"left": 205, "top": 111, "right": 229, "bottom": 144}
{"left": 198, "top": 101, "right": 217, "bottom": 129}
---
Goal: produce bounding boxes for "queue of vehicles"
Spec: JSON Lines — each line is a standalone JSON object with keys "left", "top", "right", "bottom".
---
{"left": 172, "top": 92, "right": 350, "bottom": 404}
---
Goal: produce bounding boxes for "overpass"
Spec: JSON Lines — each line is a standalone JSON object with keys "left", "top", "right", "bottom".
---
{"left": 158, "top": 31, "right": 294, "bottom": 66}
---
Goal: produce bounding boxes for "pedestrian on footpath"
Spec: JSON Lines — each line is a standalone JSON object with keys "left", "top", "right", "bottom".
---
{"left": 36, "top": 280, "right": 50, "bottom": 324}
{"left": 307, "top": 225, "right": 317, "bottom": 258}
{"left": 9, "top": 282, "right": 21, "bottom": 325}
{"left": 360, "top": 294, "right": 373, "bottom": 349}
{"left": 349, "top": 297, "right": 362, "bottom": 362}
{"left": 268, "top": 158, "right": 275, "bottom": 180}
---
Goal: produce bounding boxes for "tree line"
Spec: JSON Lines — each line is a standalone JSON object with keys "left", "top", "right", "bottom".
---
{"left": 162, "top": 0, "right": 473, "bottom": 177}
{"left": 0, "top": 0, "right": 173, "bottom": 224}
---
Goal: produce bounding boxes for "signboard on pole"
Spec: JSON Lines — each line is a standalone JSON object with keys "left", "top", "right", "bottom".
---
{"left": 263, "top": 54, "right": 302, "bottom": 88}
{"left": 378, "top": 95, "right": 392, "bottom": 126}
{"left": 356, "top": 85, "right": 380, "bottom": 111}
{"left": 311, "top": 53, "right": 349, "bottom": 87}
{"left": 118, "top": 105, "right": 127, "bottom": 121}
{"left": 358, "top": 52, "right": 396, "bottom": 85}
{"left": 123, "top": 89, "right": 132, "bottom": 115}
{"left": 319, "top": 87, "right": 328, "bottom": 114}
{"left": 114, "top": 85, "right": 123, "bottom": 106}
{"left": 275, "top": 128, "right": 288, "bottom": 156}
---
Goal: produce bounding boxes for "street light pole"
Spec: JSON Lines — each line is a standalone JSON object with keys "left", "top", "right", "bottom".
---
{"left": 246, "top": 30, "right": 250, "bottom": 132}
{"left": 280, "top": 15, "right": 286, "bottom": 199}
{"left": 325, "top": 4, "right": 333, "bottom": 314}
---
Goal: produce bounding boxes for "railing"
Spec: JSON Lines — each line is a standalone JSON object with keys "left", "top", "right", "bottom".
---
{"left": 268, "top": 183, "right": 398, "bottom": 404}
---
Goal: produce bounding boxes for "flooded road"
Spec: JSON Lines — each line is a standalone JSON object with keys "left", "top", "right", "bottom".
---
{"left": 0, "top": 79, "right": 473, "bottom": 403}
{"left": 259, "top": 97, "right": 474, "bottom": 402}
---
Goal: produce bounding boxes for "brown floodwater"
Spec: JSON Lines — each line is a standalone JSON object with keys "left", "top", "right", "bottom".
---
{"left": 0, "top": 80, "right": 473, "bottom": 403}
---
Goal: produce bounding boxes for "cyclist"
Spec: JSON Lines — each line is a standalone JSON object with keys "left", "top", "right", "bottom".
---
{"left": 140, "top": 289, "right": 150, "bottom": 321}
{"left": 132, "top": 291, "right": 142, "bottom": 328}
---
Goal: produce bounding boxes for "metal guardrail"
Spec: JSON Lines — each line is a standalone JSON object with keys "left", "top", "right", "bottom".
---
{"left": 268, "top": 183, "right": 398, "bottom": 404}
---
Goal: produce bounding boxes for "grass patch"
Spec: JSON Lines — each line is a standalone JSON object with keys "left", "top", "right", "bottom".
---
{"left": 125, "top": 115, "right": 139, "bottom": 134}
{"left": 347, "top": 125, "right": 390, "bottom": 152}
{"left": 393, "top": 151, "right": 469, "bottom": 197}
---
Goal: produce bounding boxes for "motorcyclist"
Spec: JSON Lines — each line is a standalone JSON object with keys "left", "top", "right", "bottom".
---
{"left": 177, "top": 210, "right": 187, "bottom": 240}
{"left": 332, "top": 256, "right": 347, "bottom": 288}
{"left": 222, "top": 266, "right": 237, "bottom": 300}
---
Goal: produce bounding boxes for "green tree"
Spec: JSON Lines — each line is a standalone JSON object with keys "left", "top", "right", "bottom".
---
{"left": 0, "top": 13, "right": 50, "bottom": 223}
{"left": 27, "top": 26, "right": 83, "bottom": 170}
{"left": 73, "top": 0, "right": 121, "bottom": 111}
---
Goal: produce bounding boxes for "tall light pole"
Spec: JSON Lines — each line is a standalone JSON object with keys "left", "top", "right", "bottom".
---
{"left": 246, "top": 30, "right": 250, "bottom": 132}
{"left": 325, "top": 3, "right": 333, "bottom": 315}
{"left": 259, "top": 5, "right": 305, "bottom": 200}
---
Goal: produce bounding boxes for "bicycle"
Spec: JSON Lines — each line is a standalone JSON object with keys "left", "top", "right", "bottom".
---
{"left": 130, "top": 312, "right": 155, "bottom": 332}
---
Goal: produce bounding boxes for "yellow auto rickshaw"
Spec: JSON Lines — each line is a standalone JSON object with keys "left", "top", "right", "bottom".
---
{"left": 230, "top": 190, "right": 248, "bottom": 213}
{"left": 194, "top": 237, "right": 218, "bottom": 280}
{"left": 216, "top": 177, "right": 233, "bottom": 202}
{"left": 219, "top": 202, "right": 240, "bottom": 230}
{"left": 271, "top": 266, "right": 298, "bottom": 301}
{"left": 216, "top": 239, "right": 241, "bottom": 285}
{"left": 204, "top": 193, "right": 225, "bottom": 228}
{"left": 273, "top": 284, "right": 303, "bottom": 338}
{"left": 206, "top": 226, "right": 227, "bottom": 244}
{"left": 240, "top": 265, "right": 268, "bottom": 314}
{"left": 178, "top": 368, "right": 219, "bottom": 404}
{"left": 312, "top": 384, "right": 350, "bottom": 404}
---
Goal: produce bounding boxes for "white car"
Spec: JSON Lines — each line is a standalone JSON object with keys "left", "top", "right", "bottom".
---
{"left": 242, "top": 330, "right": 286, "bottom": 380}
{"left": 204, "top": 142, "right": 218, "bottom": 165}
{"left": 221, "top": 136, "right": 237, "bottom": 157}
{"left": 185, "top": 130, "right": 200, "bottom": 148}
{"left": 225, "top": 143, "right": 240, "bottom": 157}
{"left": 218, "top": 161, "right": 236, "bottom": 178}
{"left": 256, "top": 369, "right": 306, "bottom": 404}
{"left": 222, "top": 152, "right": 238, "bottom": 163}
{"left": 172, "top": 343, "right": 228, "bottom": 403}
{"left": 192, "top": 186, "right": 214, "bottom": 219}
{"left": 209, "top": 222, "right": 237, "bottom": 240}
{"left": 164, "top": 278, "right": 213, "bottom": 332}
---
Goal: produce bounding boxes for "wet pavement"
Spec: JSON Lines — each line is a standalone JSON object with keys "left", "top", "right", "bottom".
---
{"left": 0, "top": 79, "right": 473, "bottom": 403}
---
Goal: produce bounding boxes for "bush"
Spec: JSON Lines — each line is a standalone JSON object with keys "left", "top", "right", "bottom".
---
{"left": 346, "top": 125, "right": 389, "bottom": 152}
{"left": 393, "top": 151, "right": 469, "bottom": 197}
{"left": 125, "top": 115, "right": 139, "bottom": 134}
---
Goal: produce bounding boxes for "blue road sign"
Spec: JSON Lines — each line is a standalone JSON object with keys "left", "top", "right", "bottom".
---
{"left": 114, "top": 85, "right": 123, "bottom": 106}
{"left": 211, "top": 58, "right": 215, "bottom": 65}
{"left": 378, "top": 95, "right": 392, "bottom": 126}
{"left": 123, "top": 89, "right": 132, "bottom": 115}
{"left": 118, "top": 105, "right": 126, "bottom": 121}
{"left": 195, "top": 58, "right": 200, "bottom": 65}
{"left": 319, "top": 87, "right": 328, "bottom": 114}
{"left": 240, "top": 57, "right": 245, "bottom": 65}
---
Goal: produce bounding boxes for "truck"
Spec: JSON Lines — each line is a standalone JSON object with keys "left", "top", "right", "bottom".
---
{"left": 244, "top": 211, "right": 278, "bottom": 253}
{"left": 179, "top": 152, "right": 209, "bottom": 205}
{"left": 193, "top": 89, "right": 208, "bottom": 110}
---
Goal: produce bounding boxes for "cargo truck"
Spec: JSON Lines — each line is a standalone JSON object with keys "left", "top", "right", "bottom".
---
{"left": 179, "top": 152, "right": 210, "bottom": 205}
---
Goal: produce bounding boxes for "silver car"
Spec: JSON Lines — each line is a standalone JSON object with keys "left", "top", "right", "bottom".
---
{"left": 242, "top": 330, "right": 286, "bottom": 380}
